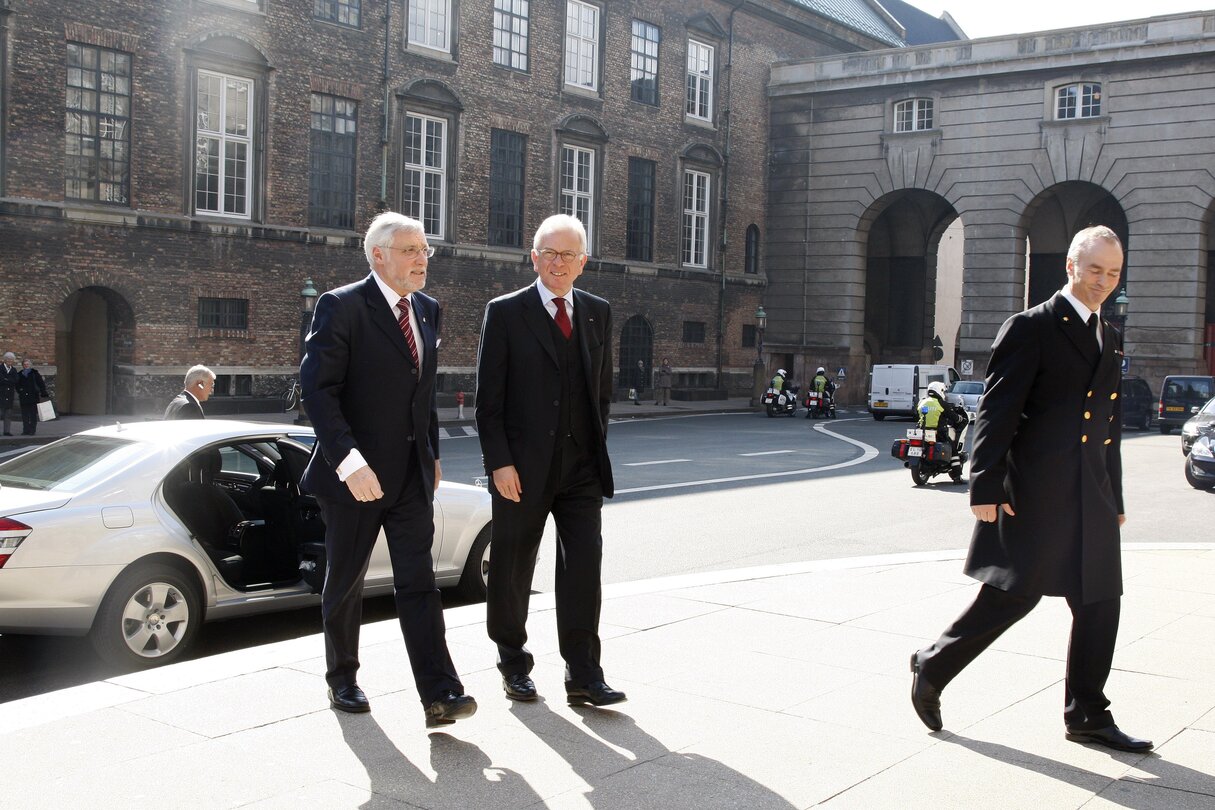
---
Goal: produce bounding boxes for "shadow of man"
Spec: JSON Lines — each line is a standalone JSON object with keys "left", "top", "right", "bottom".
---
{"left": 942, "top": 733, "right": 1215, "bottom": 807}
{"left": 511, "top": 699, "right": 797, "bottom": 809}
{"left": 336, "top": 711, "right": 542, "bottom": 809}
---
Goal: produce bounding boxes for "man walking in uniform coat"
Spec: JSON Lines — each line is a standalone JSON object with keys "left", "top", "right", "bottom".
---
{"left": 301, "top": 211, "right": 476, "bottom": 728}
{"left": 910, "top": 225, "right": 1152, "bottom": 752}
{"left": 163, "top": 365, "right": 215, "bottom": 420}
{"left": 476, "top": 214, "right": 626, "bottom": 707}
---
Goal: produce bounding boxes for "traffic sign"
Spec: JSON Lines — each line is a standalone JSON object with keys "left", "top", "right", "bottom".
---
{"left": 961, "top": 359, "right": 974, "bottom": 376}
{"left": 837, "top": 367, "right": 846, "bottom": 378}
{"left": 1121, "top": 356, "right": 1130, "bottom": 374}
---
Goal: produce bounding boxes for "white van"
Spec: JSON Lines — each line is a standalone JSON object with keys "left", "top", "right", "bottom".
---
{"left": 868, "top": 364, "right": 959, "bottom": 420}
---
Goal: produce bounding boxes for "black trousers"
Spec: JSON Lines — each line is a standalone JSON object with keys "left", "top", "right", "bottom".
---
{"left": 20, "top": 403, "right": 37, "bottom": 435}
{"left": 317, "top": 469, "right": 461, "bottom": 706}
{"left": 918, "top": 584, "right": 1120, "bottom": 730}
{"left": 487, "top": 441, "right": 605, "bottom": 684}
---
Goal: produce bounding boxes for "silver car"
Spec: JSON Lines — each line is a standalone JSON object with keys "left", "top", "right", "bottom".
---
{"left": 0, "top": 421, "right": 491, "bottom": 669}
{"left": 945, "top": 380, "right": 985, "bottom": 420}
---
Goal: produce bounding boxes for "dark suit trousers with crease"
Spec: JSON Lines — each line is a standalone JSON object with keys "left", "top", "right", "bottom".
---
{"left": 487, "top": 439, "right": 605, "bottom": 684}
{"left": 918, "top": 584, "right": 1120, "bottom": 730}
{"left": 317, "top": 469, "right": 462, "bottom": 706}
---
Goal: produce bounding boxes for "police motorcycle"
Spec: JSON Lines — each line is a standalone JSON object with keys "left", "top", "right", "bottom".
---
{"left": 804, "top": 368, "right": 838, "bottom": 419}
{"left": 762, "top": 369, "right": 800, "bottom": 417}
{"left": 890, "top": 382, "right": 968, "bottom": 485}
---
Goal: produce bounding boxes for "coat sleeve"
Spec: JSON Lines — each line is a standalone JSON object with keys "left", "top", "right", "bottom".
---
{"left": 969, "top": 314, "right": 1039, "bottom": 506}
{"left": 598, "top": 301, "right": 613, "bottom": 434}
{"left": 300, "top": 291, "right": 358, "bottom": 470}
{"left": 1110, "top": 332, "right": 1125, "bottom": 515}
{"left": 474, "top": 299, "right": 512, "bottom": 472}
{"left": 429, "top": 299, "right": 442, "bottom": 462}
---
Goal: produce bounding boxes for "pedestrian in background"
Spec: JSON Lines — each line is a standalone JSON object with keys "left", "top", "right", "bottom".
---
{"left": 163, "top": 365, "right": 215, "bottom": 419}
{"left": 655, "top": 358, "right": 673, "bottom": 405}
{"left": 0, "top": 352, "right": 18, "bottom": 435}
{"left": 15, "top": 358, "right": 48, "bottom": 436}
{"left": 632, "top": 359, "right": 646, "bottom": 405}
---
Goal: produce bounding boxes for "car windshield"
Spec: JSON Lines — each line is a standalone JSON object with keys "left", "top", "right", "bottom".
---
{"left": 950, "top": 382, "right": 984, "bottom": 395}
{"left": 0, "top": 435, "right": 143, "bottom": 491}
{"left": 1201, "top": 398, "right": 1215, "bottom": 415}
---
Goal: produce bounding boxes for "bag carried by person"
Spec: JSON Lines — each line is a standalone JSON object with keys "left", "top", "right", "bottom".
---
{"left": 36, "top": 399, "right": 56, "bottom": 421}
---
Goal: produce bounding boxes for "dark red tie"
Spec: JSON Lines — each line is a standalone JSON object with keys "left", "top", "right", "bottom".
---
{"left": 397, "top": 297, "right": 420, "bottom": 368}
{"left": 554, "top": 297, "right": 572, "bottom": 340}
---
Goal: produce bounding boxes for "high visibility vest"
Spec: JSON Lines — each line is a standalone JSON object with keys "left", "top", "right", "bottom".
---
{"left": 813, "top": 375, "right": 828, "bottom": 393}
{"left": 917, "top": 395, "right": 944, "bottom": 429}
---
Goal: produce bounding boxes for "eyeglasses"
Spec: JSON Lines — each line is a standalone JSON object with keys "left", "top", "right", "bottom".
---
{"left": 385, "top": 245, "right": 435, "bottom": 258}
{"left": 537, "top": 248, "right": 585, "bottom": 264}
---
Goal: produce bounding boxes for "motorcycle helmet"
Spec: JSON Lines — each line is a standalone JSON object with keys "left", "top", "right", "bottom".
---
{"left": 927, "top": 381, "right": 947, "bottom": 398}
{"left": 816, "top": 366, "right": 825, "bottom": 375}
{"left": 776, "top": 369, "right": 787, "bottom": 377}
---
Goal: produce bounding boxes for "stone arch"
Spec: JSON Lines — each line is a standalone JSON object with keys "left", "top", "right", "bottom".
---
{"left": 556, "top": 113, "right": 608, "bottom": 143}
{"left": 188, "top": 33, "right": 270, "bottom": 65}
{"left": 55, "top": 286, "right": 136, "bottom": 415}
{"left": 682, "top": 142, "right": 723, "bottom": 167}
{"left": 397, "top": 78, "right": 463, "bottom": 111}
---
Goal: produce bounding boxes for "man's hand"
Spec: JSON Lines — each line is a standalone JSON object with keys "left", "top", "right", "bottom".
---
{"left": 972, "top": 503, "right": 1015, "bottom": 522}
{"left": 345, "top": 466, "right": 384, "bottom": 503}
{"left": 1118, "top": 513, "right": 1126, "bottom": 527}
{"left": 492, "top": 465, "right": 522, "bottom": 502}
{"left": 434, "top": 459, "right": 442, "bottom": 492}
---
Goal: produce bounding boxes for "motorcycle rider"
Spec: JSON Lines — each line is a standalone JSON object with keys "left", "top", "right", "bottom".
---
{"left": 807, "top": 366, "right": 836, "bottom": 417}
{"left": 770, "top": 368, "right": 790, "bottom": 393}
{"left": 916, "top": 381, "right": 967, "bottom": 474}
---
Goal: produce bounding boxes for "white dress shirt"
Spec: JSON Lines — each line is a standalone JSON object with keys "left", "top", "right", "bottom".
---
{"left": 535, "top": 278, "right": 575, "bottom": 324}
{"left": 1061, "top": 288, "right": 1103, "bottom": 352}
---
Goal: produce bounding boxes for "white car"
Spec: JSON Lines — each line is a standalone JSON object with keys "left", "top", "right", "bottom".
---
{"left": 0, "top": 421, "right": 491, "bottom": 669}
{"left": 945, "top": 380, "right": 985, "bottom": 420}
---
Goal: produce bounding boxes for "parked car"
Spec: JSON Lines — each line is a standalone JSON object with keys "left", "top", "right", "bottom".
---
{"left": 1158, "top": 375, "right": 1215, "bottom": 435}
{"left": 1119, "top": 376, "right": 1155, "bottom": 431}
{"left": 1183, "top": 428, "right": 1215, "bottom": 490}
{"left": 944, "top": 380, "right": 985, "bottom": 419}
{"left": 1181, "top": 396, "right": 1215, "bottom": 455}
{"left": 0, "top": 421, "right": 492, "bottom": 669}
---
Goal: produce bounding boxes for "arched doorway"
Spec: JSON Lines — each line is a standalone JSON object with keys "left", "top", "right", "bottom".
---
{"left": 1024, "top": 182, "right": 1128, "bottom": 309}
{"left": 862, "top": 190, "right": 960, "bottom": 365}
{"left": 56, "top": 287, "right": 135, "bottom": 415}
{"left": 618, "top": 315, "right": 653, "bottom": 395}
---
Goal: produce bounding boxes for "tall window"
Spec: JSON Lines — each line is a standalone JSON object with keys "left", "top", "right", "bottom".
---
{"left": 409, "top": 0, "right": 451, "bottom": 52}
{"left": 1056, "top": 83, "right": 1101, "bottom": 119}
{"left": 314, "top": 0, "right": 360, "bottom": 27}
{"left": 198, "top": 297, "right": 249, "bottom": 330}
{"left": 309, "top": 93, "right": 357, "bottom": 229}
{"left": 745, "top": 224, "right": 759, "bottom": 274}
{"left": 626, "top": 157, "right": 655, "bottom": 261}
{"left": 403, "top": 113, "right": 446, "bottom": 237}
{"left": 493, "top": 0, "right": 529, "bottom": 71}
{"left": 685, "top": 39, "right": 713, "bottom": 121}
{"left": 195, "top": 70, "right": 253, "bottom": 218}
{"left": 559, "top": 144, "right": 594, "bottom": 246}
{"left": 681, "top": 169, "right": 710, "bottom": 268}
{"left": 488, "top": 129, "right": 526, "bottom": 247}
{"left": 65, "top": 43, "right": 131, "bottom": 204}
{"left": 894, "top": 98, "right": 933, "bottom": 132}
{"left": 564, "top": 0, "right": 599, "bottom": 91}
{"left": 630, "top": 20, "right": 659, "bottom": 105}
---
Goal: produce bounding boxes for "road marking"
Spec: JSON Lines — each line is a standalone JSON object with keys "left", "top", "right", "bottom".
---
{"left": 624, "top": 458, "right": 690, "bottom": 466}
{"left": 439, "top": 426, "right": 478, "bottom": 440}
{"left": 739, "top": 450, "right": 795, "bottom": 456}
{"left": 615, "top": 418, "right": 879, "bottom": 495}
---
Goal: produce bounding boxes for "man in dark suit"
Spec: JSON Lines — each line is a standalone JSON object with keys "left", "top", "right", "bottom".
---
{"left": 475, "top": 214, "right": 624, "bottom": 707}
{"left": 300, "top": 211, "right": 475, "bottom": 728}
{"left": 163, "top": 365, "right": 214, "bottom": 420}
{"left": 910, "top": 225, "right": 1151, "bottom": 752}
{"left": 0, "top": 352, "right": 18, "bottom": 435}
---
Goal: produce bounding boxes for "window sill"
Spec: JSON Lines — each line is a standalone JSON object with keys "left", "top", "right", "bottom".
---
{"left": 196, "top": 0, "right": 266, "bottom": 15}
{"left": 1041, "top": 115, "right": 1109, "bottom": 128}
{"left": 312, "top": 18, "right": 363, "bottom": 33}
{"left": 405, "top": 42, "right": 456, "bottom": 64}
{"left": 562, "top": 84, "right": 602, "bottom": 103}
{"left": 684, "top": 115, "right": 716, "bottom": 131}
{"left": 882, "top": 127, "right": 940, "bottom": 139}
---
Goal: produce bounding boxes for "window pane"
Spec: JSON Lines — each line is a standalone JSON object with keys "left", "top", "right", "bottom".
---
{"left": 489, "top": 129, "right": 526, "bottom": 247}
{"left": 403, "top": 113, "right": 446, "bottom": 238}
{"left": 493, "top": 0, "right": 529, "bottom": 70}
{"left": 195, "top": 70, "right": 254, "bottom": 217}
{"left": 559, "top": 145, "right": 594, "bottom": 246}
{"left": 630, "top": 20, "right": 659, "bottom": 105}
{"left": 65, "top": 43, "right": 131, "bottom": 204}
{"left": 626, "top": 157, "right": 654, "bottom": 261}
{"left": 309, "top": 92, "right": 358, "bottom": 228}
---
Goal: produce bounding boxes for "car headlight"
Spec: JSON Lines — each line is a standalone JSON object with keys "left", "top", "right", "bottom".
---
{"left": 1193, "top": 437, "right": 1215, "bottom": 460}
{"left": 1182, "top": 424, "right": 1197, "bottom": 437}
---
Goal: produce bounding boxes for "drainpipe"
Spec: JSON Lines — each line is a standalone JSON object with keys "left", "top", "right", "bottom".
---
{"left": 716, "top": 0, "right": 744, "bottom": 390}
{"left": 380, "top": 0, "right": 391, "bottom": 207}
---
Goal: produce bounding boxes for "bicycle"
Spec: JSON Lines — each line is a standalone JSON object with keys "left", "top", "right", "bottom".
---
{"left": 282, "top": 380, "right": 302, "bottom": 412}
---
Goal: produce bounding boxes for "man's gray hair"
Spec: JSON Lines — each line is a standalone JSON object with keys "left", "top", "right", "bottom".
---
{"left": 184, "top": 365, "right": 215, "bottom": 388}
{"left": 1067, "top": 225, "right": 1122, "bottom": 263}
{"left": 363, "top": 212, "right": 426, "bottom": 268}
{"left": 2, "top": 352, "right": 14, "bottom": 362}
{"left": 533, "top": 214, "right": 587, "bottom": 254}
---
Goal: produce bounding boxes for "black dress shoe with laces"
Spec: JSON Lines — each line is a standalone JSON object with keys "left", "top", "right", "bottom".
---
{"left": 1065, "top": 725, "right": 1153, "bottom": 752}
{"left": 425, "top": 691, "right": 478, "bottom": 728}
{"left": 328, "top": 685, "right": 371, "bottom": 713}
{"left": 503, "top": 673, "right": 538, "bottom": 701}
{"left": 910, "top": 652, "right": 943, "bottom": 731}
{"left": 565, "top": 680, "right": 627, "bottom": 706}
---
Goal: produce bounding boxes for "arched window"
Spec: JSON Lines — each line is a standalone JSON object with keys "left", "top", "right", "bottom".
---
{"left": 618, "top": 315, "right": 653, "bottom": 392}
{"left": 744, "top": 224, "right": 759, "bottom": 274}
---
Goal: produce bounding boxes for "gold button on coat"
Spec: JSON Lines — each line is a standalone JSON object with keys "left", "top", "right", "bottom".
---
{"left": 1084, "top": 411, "right": 1091, "bottom": 420}
{"left": 1110, "top": 392, "right": 1118, "bottom": 400}
{"left": 1081, "top": 435, "right": 1088, "bottom": 443}
{"left": 1104, "top": 439, "right": 1112, "bottom": 445}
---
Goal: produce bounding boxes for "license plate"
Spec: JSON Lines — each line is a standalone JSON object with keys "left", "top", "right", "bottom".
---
{"left": 1166, "top": 406, "right": 1185, "bottom": 412}
{"left": 874, "top": 401, "right": 888, "bottom": 408}
{"left": 907, "top": 429, "right": 923, "bottom": 439}
{"left": 907, "top": 447, "right": 923, "bottom": 457}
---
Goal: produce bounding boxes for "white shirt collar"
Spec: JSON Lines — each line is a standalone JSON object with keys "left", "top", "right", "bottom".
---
{"left": 371, "top": 271, "right": 412, "bottom": 312}
{"left": 535, "top": 278, "right": 574, "bottom": 315}
{"left": 184, "top": 389, "right": 200, "bottom": 407}
{"left": 1061, "top": 288, "right": 1099, "bottom": 322}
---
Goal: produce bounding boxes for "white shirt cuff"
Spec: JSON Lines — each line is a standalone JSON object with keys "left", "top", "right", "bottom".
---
{"left": 336, "top": 449, "right": 368, "bottom": 481}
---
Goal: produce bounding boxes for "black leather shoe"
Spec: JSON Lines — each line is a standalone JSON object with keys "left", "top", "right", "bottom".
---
{"left": 328, "top": 685, "right": 370, "bottom": 713}
{"left": 910, "top": 652, "right": 943, "bottom": 731}
{"left": 425, "top": 691, "right": 478, "bottom": 728}
{"left": 566, "top": 680, "right": 627, "bottom": 706}
{"left": 503, "top": 673, "right": 538, "bottom": 701}
{"left": 1066, "top": 725, "right": 1153, "bottom": 752}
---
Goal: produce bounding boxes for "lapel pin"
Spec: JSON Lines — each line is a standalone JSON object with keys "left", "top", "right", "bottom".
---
{"left": 1062, "top": 316, "right": 1070, "bottom": 322}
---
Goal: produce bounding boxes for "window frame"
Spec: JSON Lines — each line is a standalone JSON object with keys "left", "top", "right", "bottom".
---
{"left": 685, "top": 39, "right": 714, "bottom": 122}
{"left": 193, "top": 68, "right": 256, "bottom": 220}
{"left": 65, "top": 42, "right": 133, "bottom": 206}
{"left": 682, "top": 321, "right": 707, "bottom": 344}
{"left": 744, "top": 224, "right": 759, "bottom": 275}
{"left": 626, "top": 157, "right": 655, "bottom": 262}
{"left": 313, "top": 0, "right": 361, "bottom": 28}
{"left": 408, "top": 0, "right": 453, "bottom": 54}
{"left": 197, "top": 297, "right": 249, "bottom": 330}
{"left": 681, "top": 168, "right": 711, "bottom": 268}
{"left": 630, "top": 19, "right": 660, "bottom": 106}
{"left": 1055, "top": 82, "right": 1102, "bottom": 120}
{"left": 564, "top": 0, "right": 600, "bottom": 92}
{"left": 893, "top": 97, "right": 934, "bottom": 133}
{"left": 308, "top": 92, "right": 358, "bottom": 230}
{"left": 402, "top": 111, "right": 448, "bottom": 239}
{"left": 558, "top": 143, "right": 595, "bottom": 248}
{"left": 492, "top": 0, "right": 529, "bottom": 72}
{"left": 488, "top": 128, "right": 526, "bottom": 248}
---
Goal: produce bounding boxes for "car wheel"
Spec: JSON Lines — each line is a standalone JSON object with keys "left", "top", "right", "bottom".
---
{"left": 873, "top": 413, "right": 886, "bottom": 421}
{"left": 1160, "top": 425, "right": 1172, "bottom": 435}
{"left": 89, "top": 563, "right": 202, "bottom": 669}
{"left": 1185, "top": 459, "right": 1215, "bottom": 490}
{"left": 1140, "top": 412, "right": 1151, "bottom": 431}
{"left": 456, "top": 525, "right": 491, "bottom": 602}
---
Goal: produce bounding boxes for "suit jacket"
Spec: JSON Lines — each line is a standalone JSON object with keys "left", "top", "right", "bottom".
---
{"left": 15, "top": 368, "right": 47, "bottom": 406}
{"left": 0, "top": 365, "right": 17, "bottom": 410}
{"left": 475, "top": 284, "right": 614, "bottom": 502}
{"left": 965, "top": 291, "right": 1124, "bottom": 603}
{"left": 300, "top": 274, "right": 442, "bottom": 506}
{"left": 163, "top": 391, "right": 205, "bottom": 420}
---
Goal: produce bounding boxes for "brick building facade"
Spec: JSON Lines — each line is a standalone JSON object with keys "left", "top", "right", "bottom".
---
{"left": 0, "top": 0, "right": 901, "bottom": 415}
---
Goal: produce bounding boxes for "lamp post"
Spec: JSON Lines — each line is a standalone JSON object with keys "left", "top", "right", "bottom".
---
{"left": 1111, "top": 288, "right": 1129, "bottom": 333}
{"left": 295, "top": 279, "right": 318, "bottom": 425}
{"left": 751, "top": 305, "right": 767, "bottom": 407}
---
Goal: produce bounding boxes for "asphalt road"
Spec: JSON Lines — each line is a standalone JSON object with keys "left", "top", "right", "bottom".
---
{"left": 1, "top": 410, "right": 1205, "bottom": 702}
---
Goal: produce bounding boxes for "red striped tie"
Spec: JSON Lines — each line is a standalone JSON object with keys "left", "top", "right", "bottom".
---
{"left": 397, "top": 297, "right": 420, "bottom": 368}
{"left": 554, "top": 297, "right": 572, "bottom": 339}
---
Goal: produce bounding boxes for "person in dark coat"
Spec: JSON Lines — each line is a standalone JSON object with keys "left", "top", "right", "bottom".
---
{"left": 15, "top": 359, "right": 49, "bottom": 436}
{"left": 163, "top": 365, "right": 215, "bottom": 420}
{"left": 910, "top": 225, "right": 1152, "bottom": 753}
{"left": 0, "top": 352, "right": 18, "bottom": 435}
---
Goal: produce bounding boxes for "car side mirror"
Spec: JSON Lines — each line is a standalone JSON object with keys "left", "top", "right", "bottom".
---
{"left": 1193, "top": 406, "right": 1201, "bottom": 414}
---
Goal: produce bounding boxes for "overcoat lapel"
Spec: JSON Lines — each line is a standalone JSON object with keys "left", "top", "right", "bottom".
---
{"left": 572, "top": 289, "right": 598, "bottom": 390}
{"left": 521, "top": 285, "right": 560, "bottom": 367}
{"left": 1051, "top": 293, "right": 1100, "bottom": 367}
{"left": 362, "top": 275, "right": 415, "bottom": 365}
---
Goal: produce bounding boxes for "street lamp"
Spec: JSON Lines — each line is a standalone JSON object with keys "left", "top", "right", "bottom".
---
{"left": 755, "top": 305, "right": 767, "bottom": 363}
{"left": 751, "top": 305, "right": 768, "bottom": 407}
{"left": 295, "top": 279, "right": 318, "bottom": 425}
{"left": 1109, "top": 287, "right": 1129, "bottom": 337}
